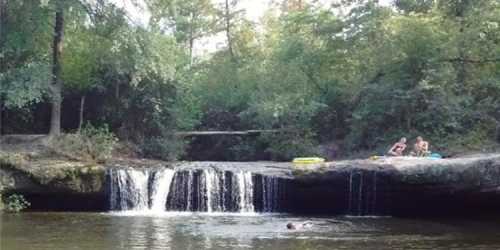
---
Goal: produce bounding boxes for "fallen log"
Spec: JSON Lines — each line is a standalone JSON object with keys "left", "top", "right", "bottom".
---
{"left": 173, "top": 129, "right": 285, "bottom": 136}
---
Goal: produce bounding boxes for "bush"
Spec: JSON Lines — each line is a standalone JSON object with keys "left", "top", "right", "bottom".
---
{"left": 4, "top": 194, "right": 30, "bottom": 213}
{"left": 141, "top": 136, "right": 188, "bottom": 161}
{"left": 81, "top": 124, "right": 119, "bottom": 161}
{"left": 438, "top": 122, "right": 500, "bottom": 155}
{"left": 228, "top": 137, "right": 263, "bottom": 161}
{"left": 260, "top": 131, "right": 320, "bottom": 161}
{"left": 51, "top": 124, "right": 118, "bottom": 163}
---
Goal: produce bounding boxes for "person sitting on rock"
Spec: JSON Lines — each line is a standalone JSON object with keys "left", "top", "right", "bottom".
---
{"left": 411, "top": 136, "right": 430, "bottom": 157}
{"left": 387, "top": 137, "right": 407, "bottom": 156}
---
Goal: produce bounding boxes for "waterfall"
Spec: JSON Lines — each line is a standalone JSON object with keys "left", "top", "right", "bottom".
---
{"left": 347, "top": 170, "right": 378, "bottom": 216}
{"left": 166, "top": 171, "right": 192, "bottom": 211}
{"left": 149, "top": 169, "right": 175, "bottom": 211}
{"left": 109, "top": 168, "right": 150, "bottom": 211}
{"left": 235, "top": 171, "right": 254, "bottom": 212}
{"left": 108, "top": 167, "right": 281, "bottom": 213}
{"left": 204, "top": 170, "right": 217, "bottom": 212}
{"left": 261, "top": 176, "right": 281, "bottom": 212}
{"left": 166, "top": 169, "right": 256, "bottom": 212}
{"left": 247, "top": 174, "right": 287, "bottom": 213}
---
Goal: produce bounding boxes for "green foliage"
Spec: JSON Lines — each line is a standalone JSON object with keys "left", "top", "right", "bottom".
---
{"left": 52, "top": 124, "right": 118, "bottom": 163}
{"left": 260, "top": 132, "right": 319, "bottom": 161}
{"left": 2, "top": 0, "right": 500, "bottom": 160}
{"left": 141, "top": 136, "right": 188, "bottom": 161}
{"left": 0, "top": 61, "right": 50, "bottom": 108}
{"left": 226, "top": 137, "right": 263, "bottom": 161}
{"left": 0, "top": 0, "right": 52, "bottom": 109}
{"left": 395, "top": 0, "right": 434, "bottom": 13}
{"left": 62, "top": 9, "right": 100, "bottom": 93}
{"left": 3, "top": 194, "right": 31, "bottom": 213}
{"left": 81, "top": 124, "right": 119, "bottom": 161}
{"left": 148, "top": 0, "right": 216, "bottom": 55}
{"left": 439, "top": 121, "right": 499, "bottom": 155}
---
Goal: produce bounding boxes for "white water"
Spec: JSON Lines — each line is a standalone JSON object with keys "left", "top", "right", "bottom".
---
{"left": 204, "top": 170, "right": 215, "bottom": 212}
{"left": 150, "top": 169, "right": 176, "bottom": 212}
{"left": 186, "top": 171, "right": 194, "bottom": 211}
{"left": 236, "top": 171, "right": 254, "bottom": 212}
{"left": 347, "top": 170, "right": 378, "bottom": 216}
{"left": 204, "top": 169, "right": 224, "bottom": 212}
{"left": 109, "top": 168, "right": 272, "bottom": 213}
{"left": 109, "top": 169, "right": 150, "bottom": 211}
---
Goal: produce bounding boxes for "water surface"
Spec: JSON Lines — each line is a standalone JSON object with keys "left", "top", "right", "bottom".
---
{"left": 2, "top": 212, "right": 500, "bottom": 250}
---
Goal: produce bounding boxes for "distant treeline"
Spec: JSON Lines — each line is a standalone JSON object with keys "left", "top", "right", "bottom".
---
{"left": 1, "top": 0, "right": 499, "bottom": 160}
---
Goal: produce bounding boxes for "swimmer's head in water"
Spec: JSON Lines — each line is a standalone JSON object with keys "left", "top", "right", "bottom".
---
{"left": 286, "top": 223, "right": 296, "bottom": 230}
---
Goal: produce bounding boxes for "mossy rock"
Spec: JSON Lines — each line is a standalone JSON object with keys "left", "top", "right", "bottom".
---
{"left": 0, "top": 151, "right": 106, "bottom": 195}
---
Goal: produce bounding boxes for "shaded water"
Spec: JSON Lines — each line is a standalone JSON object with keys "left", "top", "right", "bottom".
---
{"left": 3, "top": 212, "right": 500, "bottom": 250}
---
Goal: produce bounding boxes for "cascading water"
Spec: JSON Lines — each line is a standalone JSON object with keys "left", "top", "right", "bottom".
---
{"left": 166, "top": 170, "right": 198, "bottom": 212}
{"left": 347, "top": 170, "right": 379, "bottom": 216}
{"left": 108, "top": 167, "right": 284, "bottom": 213}
{"left": 261, "top": 176, "right": 281, "bottom": 212}
{"left": 109, "top": 168, "right": 150, "bottom": 211}
{"left": 149, "top": 169, "right": 176, "bottom": 211}
{"left": 204, "top": 169, "right": 219, "bottom": 212}
{"left": 108, "top": 168, "right": 175, "bottom": 211}
{"left": 166, "top": 169, "right": 256, "bottom": 212}
{"left": 236, "top": 171, "right": 254, "bottom": 212}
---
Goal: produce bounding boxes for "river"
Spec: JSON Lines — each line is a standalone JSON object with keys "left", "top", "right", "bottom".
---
{"left": 2, "top": 212, "right": 500, "bottom": 250}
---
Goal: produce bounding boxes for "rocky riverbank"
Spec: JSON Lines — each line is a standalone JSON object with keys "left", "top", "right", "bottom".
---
{"left": 1, "top": 144, "right": 500, "bottom": 215}
{"left": 292, "top": 154, "right": 500, "bottom": 215}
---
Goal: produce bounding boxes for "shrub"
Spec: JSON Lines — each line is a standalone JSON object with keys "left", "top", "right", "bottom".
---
{"left": 4, "top": 194, "right": 30, "bottom": 213}
{"left": 141, "top": 136, "right": 188, "bottom": 161}
{"left": 228, "top": 137, "right": 262, "bottom": 161}
{"left": 438, "top": 121, "right": 499, "bottom": 155}
{"left": 51, "top": 124, "right": 118, "bottom": 163}
{"left": 81, "top": 124, "right": 119, "bottom": 162}
{"left": 260, "top": 131, "right": 320, "bottom": 161}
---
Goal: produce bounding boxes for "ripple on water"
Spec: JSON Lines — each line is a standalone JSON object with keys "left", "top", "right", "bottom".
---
{"left": 3, "top": 213, "right": 500, "bottom": 250}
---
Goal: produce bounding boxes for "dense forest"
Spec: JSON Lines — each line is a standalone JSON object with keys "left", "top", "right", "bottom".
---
{"left": 1, "top": 0, "right": 499, "bottom": 161}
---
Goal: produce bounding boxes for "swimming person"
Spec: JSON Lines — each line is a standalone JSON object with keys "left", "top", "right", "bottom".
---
{"left": 286, "top": 220, "right": 345, "bottom": 230}
{"left": 412, "top": 136, "right": 430, "bottom": 157}
{"left": 387, "top": 137, "right": 407, "bottom": 156}
{"left": 286, "top": 221, "right": 313, "bottom": 230}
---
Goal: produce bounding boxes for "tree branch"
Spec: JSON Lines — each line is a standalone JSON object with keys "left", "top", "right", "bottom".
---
{"left": 439, "top": 57, "right": 500, "bottom": 64}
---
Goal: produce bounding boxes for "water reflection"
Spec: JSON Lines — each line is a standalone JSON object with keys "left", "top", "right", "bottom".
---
{"left": 2, "top": 212, "right": 500, "bottom": 250}
{"left": 111, "top": 216, "right": 173, "bottom": 250}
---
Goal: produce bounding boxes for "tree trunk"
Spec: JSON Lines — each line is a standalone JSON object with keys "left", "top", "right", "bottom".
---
{"left": 0, "top": 98, "right": 3, "bottom": 135}
{"left": 49, "top": 3, "right": 64, "bottom": 136}
{"left": 224, "top": 0, "right": 235, "bottom": 61}
{"left": 77, "top": 95, "right": 85, "bottom": 133}
{"left": 496, "top": 121, "right": 500, "bottom": 143}
{"left": 456, "top": 20, "right": 467, "bottom": 89}
{"left": 455, "top": 4, "right": 468, "bottom": 91}
{"left": 115, "top": 83, "right": 120, "bottom": 99}
{"left": 406, "top": 108, "right": 412, "bottom": 132}
{"left": 188, "top": 11, "right": 195, "bottom": 65}
{"left": 0, "top": 0, "right": 7, "bottom": 135}
{"left": 189, "top": 36, "right": 194, "bottom": 65}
